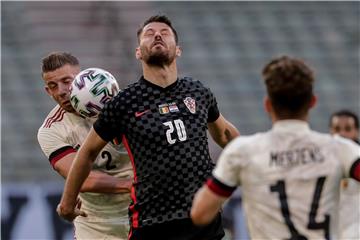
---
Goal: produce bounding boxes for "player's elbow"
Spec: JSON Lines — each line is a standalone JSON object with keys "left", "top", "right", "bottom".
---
{"left": 190, "top": 207, "right": 212, "bottom": 226}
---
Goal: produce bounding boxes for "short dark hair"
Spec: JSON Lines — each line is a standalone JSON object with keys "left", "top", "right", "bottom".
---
{"left": 137, "top": 15, "right": 179, "bottom": 44}
{"left": 329, "top": 110, "right": 359, "bottom": 129}
{"left": 262, "top": 56, "right": 315, "bottom": 119}
{"left": 42, "top": 52, "right": 79, "bottom": 74}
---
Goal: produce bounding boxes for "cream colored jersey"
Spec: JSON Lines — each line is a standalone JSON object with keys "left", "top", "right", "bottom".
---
{"left": 339, "top": 178, "right": 360, "bottom": 239}
{"left": 38, "top": 105, "right": 133, "bottom": 238}
{"left": 211, "top": 120, "right": 360, "bottom": 240}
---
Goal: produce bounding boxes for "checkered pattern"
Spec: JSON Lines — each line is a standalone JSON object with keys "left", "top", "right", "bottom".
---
{"left": 94, "top": 76, "right": 220, "bottom": 228}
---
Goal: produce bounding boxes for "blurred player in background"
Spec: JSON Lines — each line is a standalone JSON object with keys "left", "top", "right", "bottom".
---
{"left": 57, "top": 15, "right": 239, "bottom": 240}
{"left": 191, "top": 56, "right": 360, "bottom": 239}
{"left": 37, "top": 52, "right": 133, "bottom": 239}
{"left": 329, "top": 109, "right": 360, "bottom": 239}
{"left": 330, "top": 110, "right": 359, "bottom": 144}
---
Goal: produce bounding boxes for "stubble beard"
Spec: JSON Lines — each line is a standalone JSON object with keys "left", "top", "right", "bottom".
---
{"left": 143, "top": 47, "right": 175, "bottom": 67}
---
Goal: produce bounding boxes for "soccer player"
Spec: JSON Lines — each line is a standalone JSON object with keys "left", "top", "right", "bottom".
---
{"left": 191, "top": 56, "right": 360, "bottom": 239}
{"left": 329, "top": 109, "right": 360, "bottom": 239}
{"left": 329, "top": 109, "right": 359, "bottom": 144}
{"left": 57, "top": 15, "right": 240, "bottom": 240}
{"left": 37, "top": 52, "right": 133, "bottom": 239}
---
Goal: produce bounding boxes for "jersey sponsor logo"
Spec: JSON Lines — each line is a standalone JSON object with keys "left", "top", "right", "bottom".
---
{"left": 183, "top": 97, "right": 196, "bottom": 114}
{"left": 135, "top": 109, "right": 150, "bottom": 118}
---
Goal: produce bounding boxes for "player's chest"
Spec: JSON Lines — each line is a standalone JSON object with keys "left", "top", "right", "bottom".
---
{"left": 125, "top": 91, "right": 208, "bottom": 142}
{"left": 65, "top": 121, "right": 127, "bottom": 171}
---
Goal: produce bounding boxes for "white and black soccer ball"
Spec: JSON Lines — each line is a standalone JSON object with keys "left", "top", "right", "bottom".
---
{"left": 70, "top": 68, "right": 120, "bottom": 119}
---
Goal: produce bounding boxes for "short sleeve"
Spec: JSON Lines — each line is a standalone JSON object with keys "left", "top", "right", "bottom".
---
{"left": 37, "top": 127, "right": 76, "bottom": 167}
{"left": 213, "top": 137, "right": 243, "bottom": 187}
{"left": 336, "top": 136, "right": 360, "bottom": 180}
{"left": 207, "top": 88, "right": 220, "bottom": 123}
{"left": 93, "top": 95, "right": 124, "bottom": 142}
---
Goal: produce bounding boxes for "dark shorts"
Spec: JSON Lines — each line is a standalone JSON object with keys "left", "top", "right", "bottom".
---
{"left": 129, "top": 214, "right": 225, "bottom": 240}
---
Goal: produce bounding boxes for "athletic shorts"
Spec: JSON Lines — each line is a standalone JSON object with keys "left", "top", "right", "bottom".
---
{"left": 129, "top": 213, "right": 225, "bottom": 240}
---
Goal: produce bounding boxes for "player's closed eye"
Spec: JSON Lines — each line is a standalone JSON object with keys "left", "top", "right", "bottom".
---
{"left": 161, "top": 30, "right": 170, "bottom": 36}
{"left": 144, "top": 30, "right": 155, "bottom": 37}
{"left": 48, "top": 84, "right": 57, "bottom": 90}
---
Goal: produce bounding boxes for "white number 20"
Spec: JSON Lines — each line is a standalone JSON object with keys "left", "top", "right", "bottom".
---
{"left": 163, "top": 119, "right": 187, "bottom": 145}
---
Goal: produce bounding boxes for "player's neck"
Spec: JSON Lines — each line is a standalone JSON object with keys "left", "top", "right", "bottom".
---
{"left": 272, "top": 114, "right": 309, "bottom": 123}
{"left": 142, "top": 62, "right": 178, "bottom": 88}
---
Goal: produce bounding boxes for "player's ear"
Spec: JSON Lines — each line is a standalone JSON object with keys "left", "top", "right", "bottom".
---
{"left": 176, "top": 46, "right": 182, "bottom": 57}
{"left": 264, "top": 96, "right": 272, "bottom": 113}
{"left": 135, "top": 47, "right": 142, "bottom": 60}
{"left": 309, "top": 95, "right": 317, "bottom": 109}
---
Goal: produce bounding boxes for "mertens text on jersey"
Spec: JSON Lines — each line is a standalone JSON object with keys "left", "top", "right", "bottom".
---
{"left": 270, "top": 147, "right": 324, "bottom": 168}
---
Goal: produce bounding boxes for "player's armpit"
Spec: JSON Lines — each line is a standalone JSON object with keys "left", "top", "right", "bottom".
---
{"left": 208, "top": 114, "right": 240, "bottom": 148}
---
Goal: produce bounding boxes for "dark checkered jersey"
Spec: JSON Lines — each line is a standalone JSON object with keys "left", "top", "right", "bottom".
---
{"left": 93, "top": 76, "right": 220, "bottom": 228}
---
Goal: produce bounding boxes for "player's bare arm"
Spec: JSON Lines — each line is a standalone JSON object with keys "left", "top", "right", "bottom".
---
{"left": 54, "top": 152, "right": 131, "bottom": 193}
{"left": 208, "top": 114, "right": 240, "bottom": 148}
{"left": 191, "top": 185, "right": 227, "bottom": 226}
{"left": 58, "top": 128, "right": 107, "bottom": 222}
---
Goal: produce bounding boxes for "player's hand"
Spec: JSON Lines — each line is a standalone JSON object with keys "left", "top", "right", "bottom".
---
{"left": 56, "top": 198, "right": 87, "bottom": 222}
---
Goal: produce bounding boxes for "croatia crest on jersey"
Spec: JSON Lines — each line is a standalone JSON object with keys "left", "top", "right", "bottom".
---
{"left": 184, "top": 97, "right": 196, "bottom": 114}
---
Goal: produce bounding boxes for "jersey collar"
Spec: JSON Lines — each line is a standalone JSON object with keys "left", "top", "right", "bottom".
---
{"left": 272, "top": 120, "right": 310, "bottom": 133}
{"left": 139, "top": 76, "right": 179, "bottom": 91}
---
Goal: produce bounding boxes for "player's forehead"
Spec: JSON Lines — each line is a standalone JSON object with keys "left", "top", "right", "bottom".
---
{"left": 142, "top": 22, "right": 172, "bottom": 33}
{"left": 331, "top": 116, "right": 356, "bottom": 127}
{"left": 43, "top": 64, "right": 79, "bottom": 82}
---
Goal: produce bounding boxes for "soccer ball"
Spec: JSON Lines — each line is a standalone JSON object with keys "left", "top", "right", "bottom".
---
{"left": 70, "top": 68, "right": 120, "bottom": 119}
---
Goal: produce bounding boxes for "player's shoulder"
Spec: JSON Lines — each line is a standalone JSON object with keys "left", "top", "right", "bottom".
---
{"left": 37, "top": 106, "right": 64, "bottom": 147}
{"left": 331, "top": 134, "right": 359, "bottom": 150}
{"left": 39, "top": 105, "right": 67, "bottom": 130}
{"left": 307, "top": 130, "right": 360, "bottom": 160}
{"left": 219, "top": 133, "right": 264, "bottom": 168}
{"left": 111, "top": 81, "right": 141, "bottom": 102}
{"left": 310, "top": 130, "right": 357, "bottom": 148}
{"left": 179, "top": 76, "right": 214, "bottom": 97}
{"left": 225, "top": 132, "right": 265, "bottom": 154}
{"left": 179, "top": 76, "right": 205, "bottom": 88}
{"left": 38, "top": 105, "right": 83, "bottom": 138}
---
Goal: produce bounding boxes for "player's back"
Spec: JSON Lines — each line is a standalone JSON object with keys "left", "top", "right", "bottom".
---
{"left": 229, "top": 120, "right": 359, "bottom": 240}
